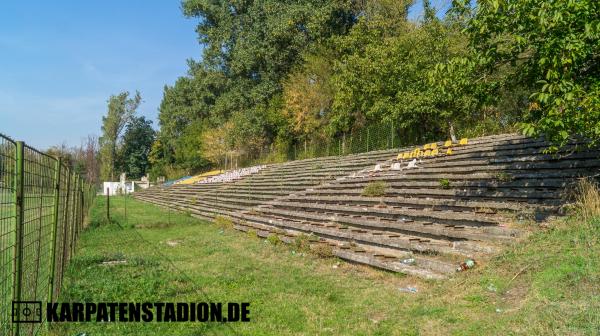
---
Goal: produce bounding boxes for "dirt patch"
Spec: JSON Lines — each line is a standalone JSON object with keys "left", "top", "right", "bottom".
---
{"left": 100, "top": 260, "right": 127, "bottom": 266}
{"left": 166, "top": 239, "right": 183, "bottom": 247}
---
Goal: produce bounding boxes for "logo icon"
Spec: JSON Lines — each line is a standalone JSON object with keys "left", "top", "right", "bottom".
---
{"left": 12, "top": 301, "right": 42, "bottom": 323}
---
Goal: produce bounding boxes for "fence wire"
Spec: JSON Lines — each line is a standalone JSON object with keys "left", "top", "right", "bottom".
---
{"left": 0, "top": 133, "right": 95, "bottom": 336}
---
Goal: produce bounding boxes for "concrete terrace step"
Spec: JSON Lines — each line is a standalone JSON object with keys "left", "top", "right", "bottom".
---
{"left": 233, "top": 212, "right": 497, "bottom": 258}
{"left": 133, "top": 133, "right": 600, "bottom": 278}
{"left": 232, "top": 219, "right": 455, "bottom": 279}
{"left": 247, "top": 205, "right": 516, "bottom": 243}
{"left": 282, "top": 195, "right": 557, "bottom": 214}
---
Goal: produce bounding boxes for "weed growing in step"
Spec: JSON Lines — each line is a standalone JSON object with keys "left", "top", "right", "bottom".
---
{"left": 438, "top": 178, "right": 451, "bottom": 189}
{"left": 311, "top": 243, "right": 334, "bottom": 258}
{"left": 362, "top": 181, "right": 387, "bottom": 197}
{"left": 247, "top": 229, "right": 258, "bottom": 238}
{"left": 214, "top": 215, "right": 234, "bottom": 230}
{"left": 496, "top": 172, "right": 514, "bottom": 182}
{"left": 267, "top": 234, "right": 282, "bottom": 245}
{"left": 293, "top": 234, "right": 311, "bottom": 252}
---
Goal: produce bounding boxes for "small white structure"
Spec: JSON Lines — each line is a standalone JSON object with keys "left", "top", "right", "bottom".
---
{"left": 102, "top": 173, "right": 150, "bottom": 195}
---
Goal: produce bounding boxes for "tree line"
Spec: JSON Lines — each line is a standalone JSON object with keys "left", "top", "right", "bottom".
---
{"left": 89, "top": 0, "right": 600, "bottom": 182}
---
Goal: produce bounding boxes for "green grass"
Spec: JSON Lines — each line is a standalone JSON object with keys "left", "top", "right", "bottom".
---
{"left": 46, "top": 196, "right": 600, "bottom": 335}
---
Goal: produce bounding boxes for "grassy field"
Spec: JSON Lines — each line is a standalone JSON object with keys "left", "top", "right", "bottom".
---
{"left": 45, "top": 195, "right": 600, "bottom": 335}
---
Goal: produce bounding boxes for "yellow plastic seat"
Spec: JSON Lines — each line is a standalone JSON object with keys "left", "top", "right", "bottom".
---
{"left": 423, "top": 143, "right": 431, "bottom": 150}
{"left": 459, "top": 138, "right": 468, "bottom": 145}
{"left": 397, "top": 153, "right": 403, "bottom": 160}
{"left": 446, "top": 148, "right": 453, "bottom": 155}
{"left": 444, "top": 140, "right": 452, "bottom": 147}
{"left": 431, "top": 143, "right": 438, "bottom": 149}
{"left": 431, "top": 148, "right": 439, "bottom": 156}
{"left": 403, "top": 152, "right": 410, "bottom": 160}
{"left": 423, "top": 150, "right": 432, "bottom": 157}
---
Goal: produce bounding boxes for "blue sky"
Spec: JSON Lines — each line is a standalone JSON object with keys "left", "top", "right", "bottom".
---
{"left": 0, "top": 1, "right": 200, "bottom": 149}
{"left": 0, "top": 0, "right": 448, "bottom": 149}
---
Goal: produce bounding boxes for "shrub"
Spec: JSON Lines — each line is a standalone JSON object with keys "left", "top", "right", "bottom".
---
{"left": 362, "top": 181, "right": 387, "bottom": 197}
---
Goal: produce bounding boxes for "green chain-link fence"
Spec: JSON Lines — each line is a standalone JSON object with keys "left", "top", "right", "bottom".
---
{"left": 227, "top": 121, "right": 402, "bottom": 170}
{"left": 0, "top": 133, "right": 96, "bottom": 336}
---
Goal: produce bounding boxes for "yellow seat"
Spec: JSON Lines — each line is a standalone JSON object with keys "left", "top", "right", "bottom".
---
{"left": 444, "top": 140, "right": 452, "bottom": 147}
{"left": 446, "top": 148, "right": 453, "bottom": 155}
{"left": 423, "top": 150, "right": 432, "bottom": 157}
{"left": 403, "top": 152, "right": 410, "bottom": 160}
{"left": 423, "top": 143, "right": 431, "bottom": 150}
{"left": 459, "top": 138, "right": 468, "bottom": 145}
{"left": 431, "top": 143, "right": 438, "bottom": 150}
{"left": 397, "top": 153, "right": 403, "bottom": 160}
{"left": 431, "top": 148, "right": 439, "bottom": 156}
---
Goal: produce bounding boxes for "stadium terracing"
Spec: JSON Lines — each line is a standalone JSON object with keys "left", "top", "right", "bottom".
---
{"left": 134, "top": 134, "right": 600, "bottom": 279}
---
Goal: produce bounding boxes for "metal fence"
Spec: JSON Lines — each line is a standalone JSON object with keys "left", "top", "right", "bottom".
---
{"left": 0, "top": 133, "right": 96, "bottom": 336}
{"left": 228, "top": 121, "right": 403, "bottom": 170}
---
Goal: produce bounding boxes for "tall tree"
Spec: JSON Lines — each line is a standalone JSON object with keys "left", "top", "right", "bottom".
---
{"left": 117, "top": 116, "right": 155, "bottom": 180}
{"left": 99, "top": 91, "right": 141, "bottom": 181}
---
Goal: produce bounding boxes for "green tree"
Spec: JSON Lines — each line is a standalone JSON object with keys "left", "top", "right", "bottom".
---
{"left": 99, "top": 91, "right": 141, "bottom": 181}
{"left": 468, "top": 0, "right": 600, "bottom": 145}
{"left": 116, "top": 116, "right": 155, "bottom": 180}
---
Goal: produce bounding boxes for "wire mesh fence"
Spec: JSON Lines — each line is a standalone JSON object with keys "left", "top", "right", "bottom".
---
{"left": 0, "top": 133, "right": 96, "bottom": 336}
{"left": 227, "top": 120, "right": 403, "bottom": 170}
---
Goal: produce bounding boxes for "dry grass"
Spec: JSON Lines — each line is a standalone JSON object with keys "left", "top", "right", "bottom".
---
{"left": 574, "top": 177, "right": 600, "bottom": 221}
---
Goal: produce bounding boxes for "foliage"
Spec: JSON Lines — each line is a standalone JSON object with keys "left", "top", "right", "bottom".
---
{"left": 99, "top": 91, "right": 141, "bottom": 181}
{"left": 148, "top": 0, "right": 600, "bottom": 178}
{"left": 116, "top": 116, "right": 155, "bottom": 180}
{"left": 469, "top": 0, "right": 600, "bottom": 146}
{"left": 46, "top": 135, "right": 100, "bottom": 184}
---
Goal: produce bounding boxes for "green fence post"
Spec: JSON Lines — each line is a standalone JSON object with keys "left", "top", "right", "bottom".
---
{"left": 71, "top": 175, "right": 79, "bottom": 256}
{"left": 79, "top": 177, "right": 84, "bottom": 234}
{"left": 47, "top": 158, "right": 61, "bottom": 304}
{"left": 59, "top": 170, "right": 71, "bottom": 283}
{"left": 12, "top": 141, "right": 24, "bottom": 336}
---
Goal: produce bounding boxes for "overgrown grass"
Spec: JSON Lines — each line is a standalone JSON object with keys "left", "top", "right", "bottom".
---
{"left": 47, "top": 195, "right": 600, "bottom": 335}
{"left": 362, "top": 181, "right": 387, "bottom": 197}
